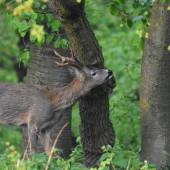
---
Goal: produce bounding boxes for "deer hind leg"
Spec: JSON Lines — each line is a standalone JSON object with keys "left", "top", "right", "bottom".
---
{"left": 41, "top": 128, "right": 53, "bottom": 155}
{"left": 40, "top": 112, "right": 63, "bottom": 155}
{"left": 28, "top": 124, "right": 39, "bottom": 154}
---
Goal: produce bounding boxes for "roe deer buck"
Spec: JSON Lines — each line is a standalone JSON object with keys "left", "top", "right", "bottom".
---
{"left": 0, "top": 49, "right": 113, "bottom": 155}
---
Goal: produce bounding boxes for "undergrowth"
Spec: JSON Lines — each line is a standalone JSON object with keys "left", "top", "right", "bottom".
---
{"left": 0, "top": 138, "right": 157, "bottom": 170}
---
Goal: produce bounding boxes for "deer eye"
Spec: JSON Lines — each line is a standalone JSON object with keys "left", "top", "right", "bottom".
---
{"left": 92, "top": 72, "right": 96, "bottom": 76}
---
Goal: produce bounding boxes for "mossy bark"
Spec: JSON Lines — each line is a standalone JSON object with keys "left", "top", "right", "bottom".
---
{"left": 22, "top": 0, "right": 73, "bottom": 159}
{"left": 140, "top": 0, "right": 170, "bottom": 168}
{"left": 54, "top": 0, "right": 116, "bottom": 168}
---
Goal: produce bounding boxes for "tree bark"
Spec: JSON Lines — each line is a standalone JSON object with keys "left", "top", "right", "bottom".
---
{"left": 54, "top": 0, "right": 116, "bottom": 168}
{"left": 140, "top": 0, "right": 170, "bottom": 168}
{"left": 21, "top": 0, "right": 73, "bottom": 159}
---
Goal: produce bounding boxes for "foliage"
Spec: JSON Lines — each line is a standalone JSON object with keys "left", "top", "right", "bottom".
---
{"left": 0, "top": 139, "right": 158, "bottom": 170}
{"left": 0, "top": 127, "right": 22, "bottom": 153}
{"left": 92, "top": 139, "right": 157, "bottom": 170}
{"left": 0, "top": 0, "right": 69, "bottom": 66}
{"left": 0, "top": 14, "right": 20, "bottom": 58}
{"left": 0, "top": 143, "right": 70, "bottom": 170}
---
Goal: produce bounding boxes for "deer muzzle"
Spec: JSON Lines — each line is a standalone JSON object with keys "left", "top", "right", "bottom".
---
{"left": 106, "top": 70, "right": 113, "bottom": 80}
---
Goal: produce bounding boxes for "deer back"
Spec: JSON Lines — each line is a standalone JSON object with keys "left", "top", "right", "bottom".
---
{"left": 0, "top": 82, "right": 54, "bottom": 127}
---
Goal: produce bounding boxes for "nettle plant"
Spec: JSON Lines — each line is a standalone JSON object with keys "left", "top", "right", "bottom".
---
{"left": 0, "top": 139, "right": 157, "bottom": 170}
{"left": 0, "top": 0, "right": 69, "bottom": 66}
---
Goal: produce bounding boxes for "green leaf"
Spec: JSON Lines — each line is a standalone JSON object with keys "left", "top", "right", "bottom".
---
{"left": 107, "top": 4, "right": 119, "bottom": 16}
{"left": 99, "top": 153, "right": 109, "bottom": 162}
{"left": 20, "top": 30, "right": 28, "bottom": 37}
{"left": 41, "top": 4, "right": 46, "bottom": 9}
{"left": 107, "top": 4, "right": 113, "bottom": 11}
{"left": 36, "top": 13, "right": 44, "bottom": 23}
{"left": 61, "top": 39, "right": 69, "bottom": 50}
{"left": 139, "top": 0, "right": 147, "bottom": 5}
{"left": 45, "top": 13, "right": 53, "bottom": 22}
{"left": 20, "top": 13, "right": 30, "bottom": 19}
{"left": 18, "top": 21, "right": 30, "bottom": 37}
{"left": 0, "top": 5, "right": 6, "bottom": 10}
{"left": 132, "top": 6, "right": 143, "bottom": 15}
{"left": 51, "top": 20, "right": 62, "bottom": 31}
{"left": 127, "top": 19, "right": 133, "bottom": 28}
{"left": 44, "top": 31, "right": 49, "bottom": 36}
{"left": 33, "top": 1, "right": 40, "bottom": 8}
{"left": 18, "top": 21, "right": 29, "bottom": 32}
{"left": 29, "top": 19, "right": 36, "bottom": 25}
{"left": 139, "top": 37, "right": 145, "bottom": 50}
{"left": 31, "top": 13, "right": 38, "bottom": 20}
{"left": 133, "top": 15, "right": 143, "bottom": 22}
{"left": 103, "top": 167, "right": 110, "bottom": 170}
{"left": 46, "top": 33, "right": 54, "bottom": 44}
{"left": 113, "top": 158, "right": 128, "bottom": 168}
{"left": 115, "top": 4, "right": 122, "bottom": 10}
{"left": 30, "top": 34, "right": 37, "bottom": 42}
{"left": 33, "top": 8, "right": 42, "bottom": 13}
{"left": 164, "top": 0, "right": 170, "bottom": 3}
{"left": 115, "top": 151, "right": 123, "bottom": 157}
{"left": 35, "top": 36, "right": 45, "bottom": 48}
{"left": 11, "top": 16, "right": 20, "bottom": 31}
{"left": 114, "top": 0, "right": 125, "bottom": 5}
{"left": 133, "top": 1, "right": 140, "bottom": 8}
{"left": 47, "top": 22, "right": 52, "bottom": 28}
{"left": 119, "top": 0, "right": 125, "bottom": 5}
{"left": 148, "top": 0, "right": 153, "bottom": 6}
{"left": 5, "top": 12, "right": 13, "bottom": 20}
{"left": 20, "top": 51, "right": 30, "bottom": 67}
{"left": 54, "top": 37, "right": 61, "bottom": 49}
{"left": 108, "top": 146, "right": 114, "bottom": 153}
{"left": 148, "top": 164, "right": 157, "bottom": 168}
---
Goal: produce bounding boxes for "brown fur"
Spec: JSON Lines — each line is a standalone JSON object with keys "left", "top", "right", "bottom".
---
{"left": 0, "top": 58, "right": 113, "bottom": 155}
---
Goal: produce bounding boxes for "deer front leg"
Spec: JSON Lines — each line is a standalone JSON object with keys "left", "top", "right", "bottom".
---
{"left": 28, "top": 124, "right": 39, "bottom": 154}
{"left": 41, "top": 128, "right": 53, "bottom": 155}
{"left": 40, "top": 120, "right": 56, "bottom": 155}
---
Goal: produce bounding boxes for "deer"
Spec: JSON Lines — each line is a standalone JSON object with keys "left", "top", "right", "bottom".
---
{"left": 0, "top": 48, "right": 113, "bottom": 155}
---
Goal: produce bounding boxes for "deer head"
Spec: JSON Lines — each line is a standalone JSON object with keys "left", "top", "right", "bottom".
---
{"left": 54, "top": 49, "right": 113, "bottom": 88}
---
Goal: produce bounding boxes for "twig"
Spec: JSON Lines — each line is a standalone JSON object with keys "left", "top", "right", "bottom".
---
{"left": 45, "top": 122, "right": 69, "bottom": 170}
{"left": 126, "top": 158, "right": 131, "bottom": 170}
{"left": 111, "top": 160, "right": 115, "bottom": 170}
{"left": 163, "top": 150, "right": 170, "bottom": 156}
{"left": 17, "top": 159, "right": 20, "bottom": 168}
{"left": 23, "top": 37, "right": 26, "bottom": 49}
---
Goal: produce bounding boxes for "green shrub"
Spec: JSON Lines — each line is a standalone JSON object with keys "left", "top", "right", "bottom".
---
{"left": 0, "top": 138, "right": 157, "bottom": 170}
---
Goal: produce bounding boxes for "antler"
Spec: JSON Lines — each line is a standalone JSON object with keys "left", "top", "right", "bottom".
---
{"left": 54, "top": 48, "right": 83, "bottom": 70}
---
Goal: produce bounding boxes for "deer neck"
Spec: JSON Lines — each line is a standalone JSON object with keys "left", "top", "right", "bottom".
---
{"left": 47, "top": 78, "right": 90, "bottom": 111}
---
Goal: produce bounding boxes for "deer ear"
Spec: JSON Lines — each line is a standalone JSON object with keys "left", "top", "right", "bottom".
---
{"left": 67, "top": 66, "right": 85, "bottom": 81}
{"left": 67, "top": 66, "right": 79, "bottom": 77}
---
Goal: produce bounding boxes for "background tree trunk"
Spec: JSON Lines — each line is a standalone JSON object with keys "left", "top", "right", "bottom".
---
{"left": 140, "top": 0, "right": 170, "bottom": 168}
{"left": 21, "top": 0, "right": 73, "bottom": 159}
{"left": 54, "top": 0, "right": 116, "bottom": 167}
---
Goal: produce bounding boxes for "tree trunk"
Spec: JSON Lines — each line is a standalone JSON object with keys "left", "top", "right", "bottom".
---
{"left": 54, "top": 0, "right": 116, "bottom": 168}
{"left": 140, "top": 0, "right": 170, "bottom": 168}
{"left": 21, "top": 0, "right": 73, "bottom": 159}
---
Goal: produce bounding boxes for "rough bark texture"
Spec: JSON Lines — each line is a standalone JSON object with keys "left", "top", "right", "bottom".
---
{"left": 54, "top": 0, "right": 116, "bottom": 167}
{"left": 140, "top": 0, "right": 170, "bottom": 168}
{"left": 21, "top": 0, "right": 73, "bottom": 159}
